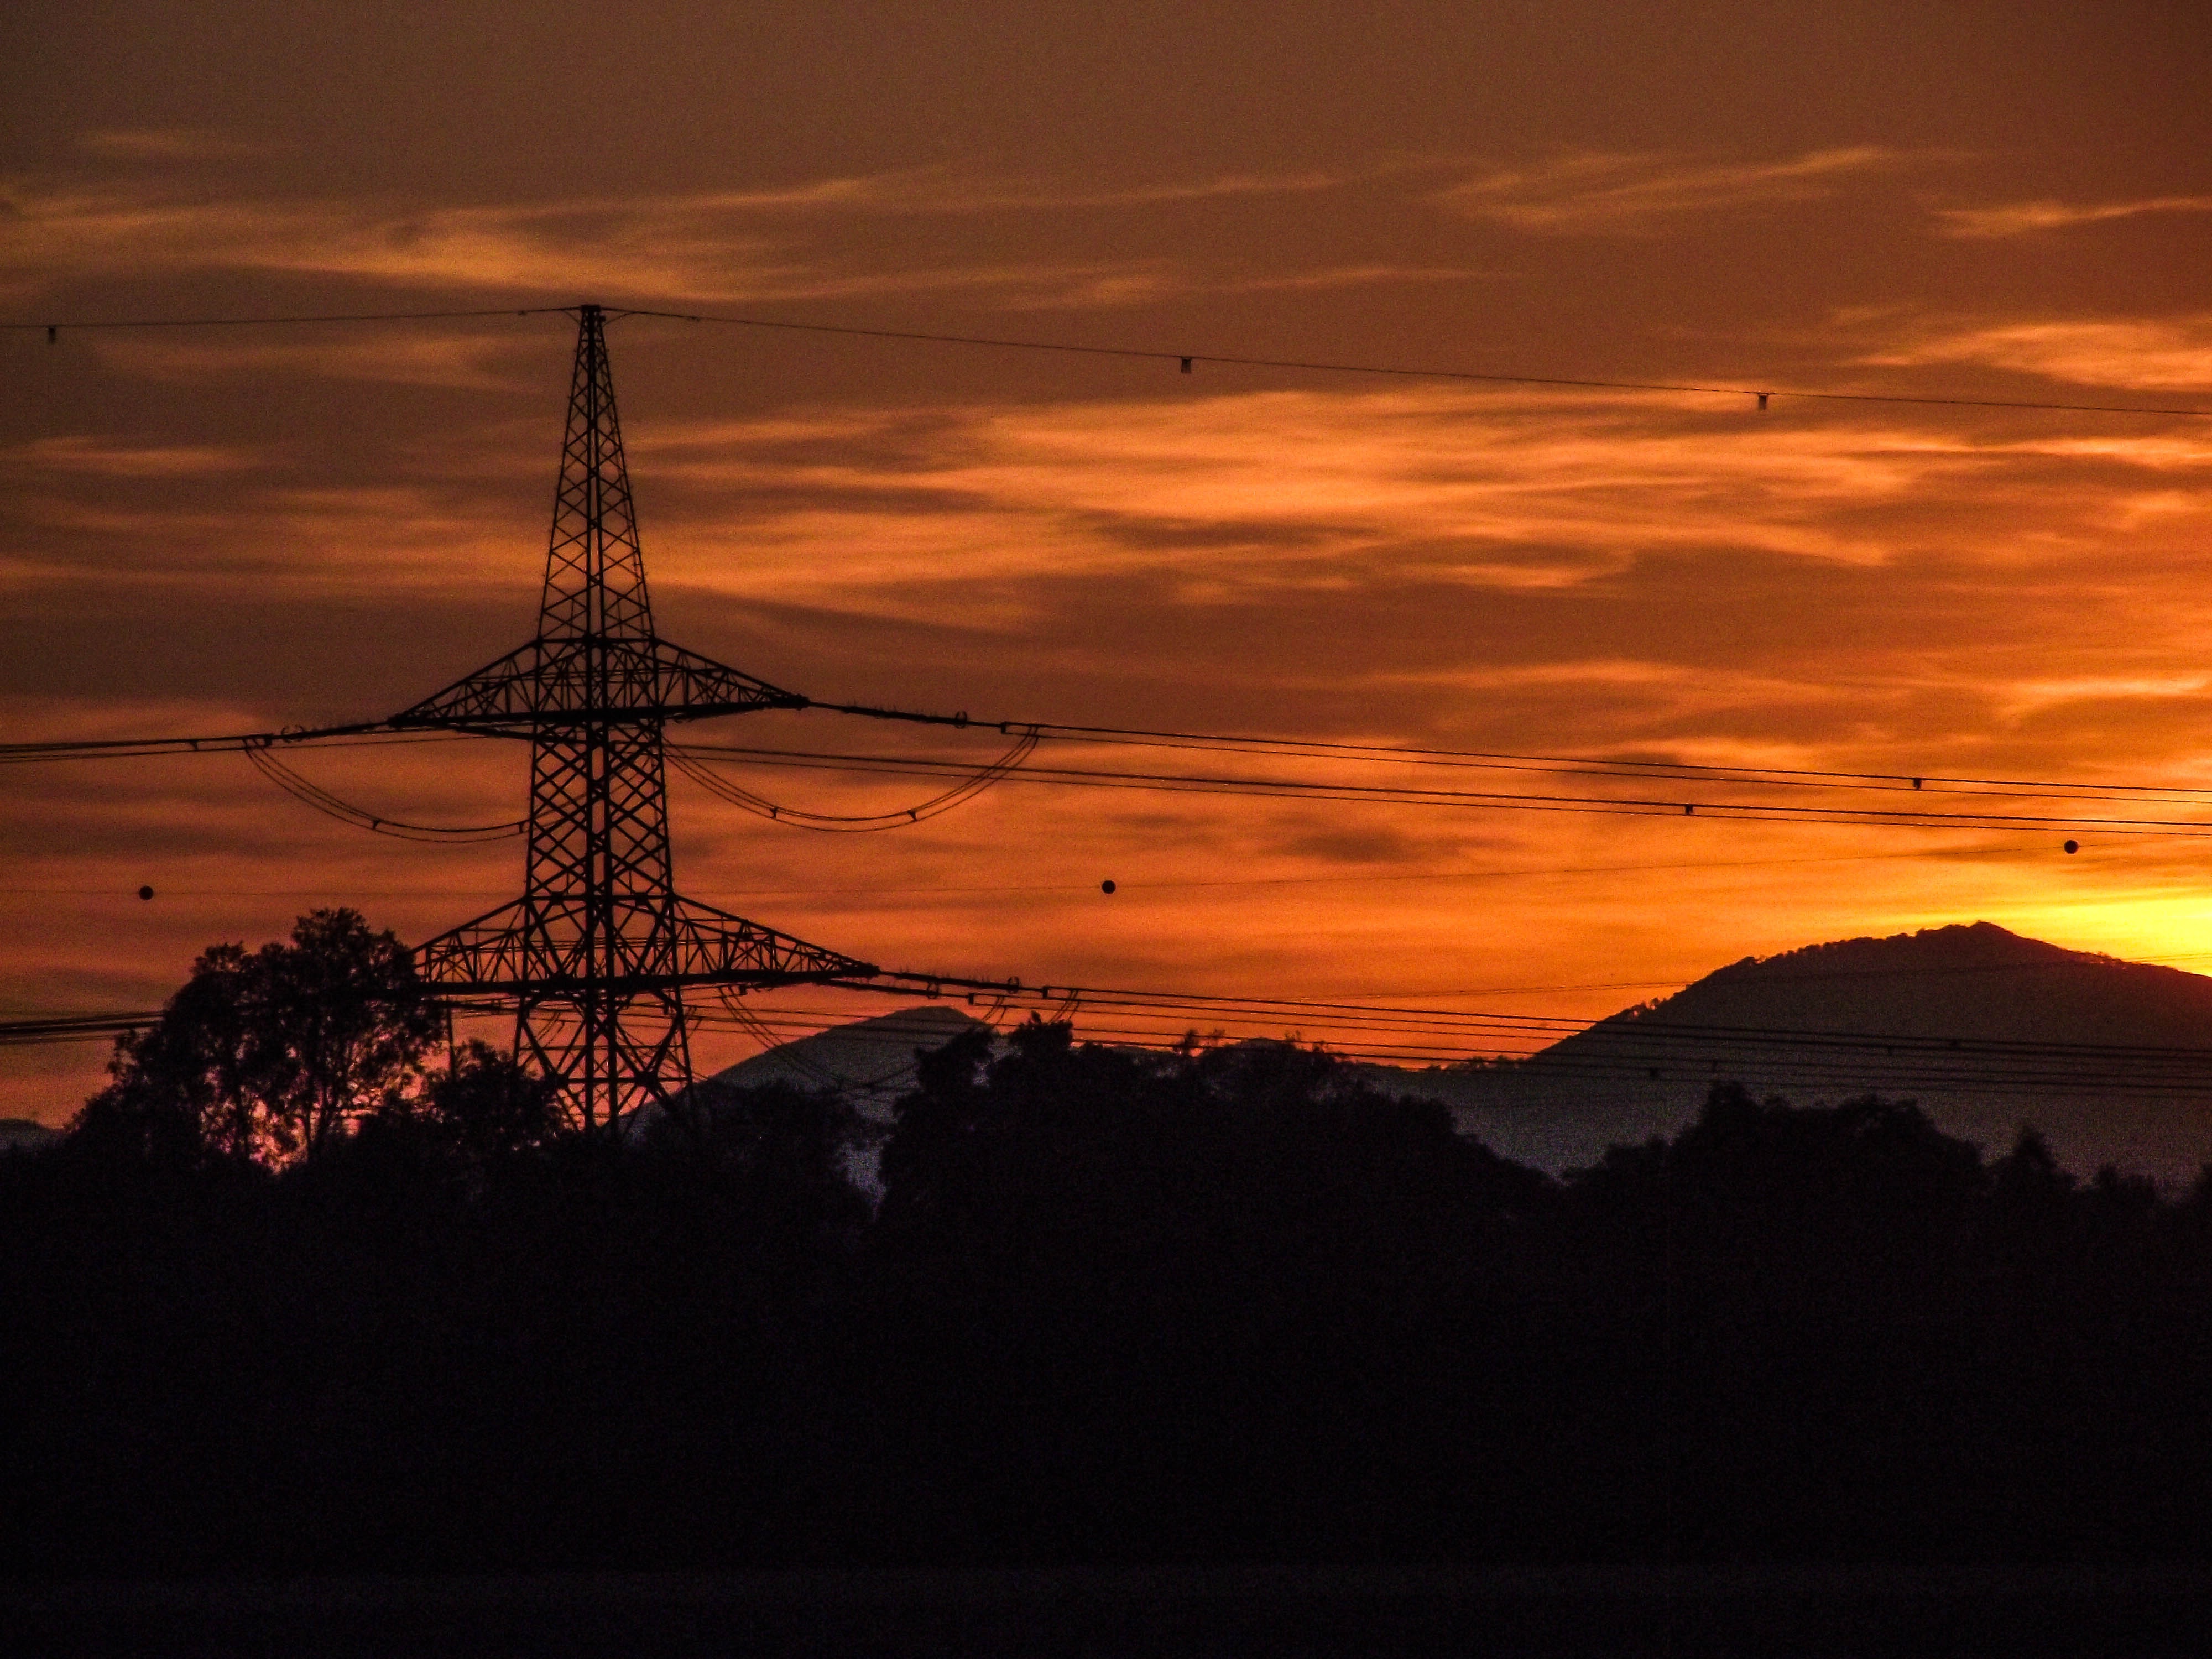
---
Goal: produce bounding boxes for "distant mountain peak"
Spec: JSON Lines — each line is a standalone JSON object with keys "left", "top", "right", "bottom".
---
{"left": 1703, "top": 921, "right": 2095, "bottom": 984}
{"left": 1368, "top": 924, "right": 2212, "bottom": 1181}
{"left": 706, "top": 1003, "right": 993, "bottom": 1104}
{"left": 1621, "top": 921, "right": 2148, "bottom": 1030}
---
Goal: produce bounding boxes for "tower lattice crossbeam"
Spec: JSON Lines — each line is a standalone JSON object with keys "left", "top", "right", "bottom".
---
{"left": 400, "top": 304, "right": 873, "bottom": 1129}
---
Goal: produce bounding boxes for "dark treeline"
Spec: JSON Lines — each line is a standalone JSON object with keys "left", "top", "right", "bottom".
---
{"left": 9, "top": 985, "right": 2212, "bottom": 1574}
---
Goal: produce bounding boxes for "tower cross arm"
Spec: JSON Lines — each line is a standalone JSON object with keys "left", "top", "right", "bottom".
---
{"left": 410, "top": 894, "right": 876, "bottom": 997}
{"left": 386, "top": 635, "right": 809, "bottom": 733}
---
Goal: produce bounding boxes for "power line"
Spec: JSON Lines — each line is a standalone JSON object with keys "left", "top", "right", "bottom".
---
{"left": 23, "top": 978, "right": 2212, "bottom": 1099}
{"left": 667, "top": 728, "right": 1037, "bottom": 831}
{"left": 813, "top": 704, "right": 2212, "bottom": 802}
{"left": 17, "top": 702, "right": 2212, "bottom": 837}
{"left": 0, "top": 724, "right": 443, "bottom": 765}
{"left": 0, "top": 849, "right": 2055, "bottom": 902}
{"left": 25, "top": 967, "right": 2212, "bottom": 1102}
{"left": 3, "top": 306, "right": 576, "bottom": 335}
{"left": 613, "top": 308, "right": 2212, "bottom": 420}
{"left": 29, "top": 969, "right": 2212, "bottom": 1065}
{"left": 680, "top": 983, "right": 2212, "bottom": 1096}
{"left": 244, "top": 745, "right": 524, "bottom": 842}
{"left": 830, "top": 970, "right": 2212, "bottom": 1063}
{"left": 10, "top": 300, "right": 2212, "bottom": 422}
{"left": 674, "top": 739, "right": 2212, "bottom": 836}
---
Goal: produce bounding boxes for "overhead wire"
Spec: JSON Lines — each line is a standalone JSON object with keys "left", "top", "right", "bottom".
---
{"left": 243, "top": 744, "right": 525, "bottom": 843}
{"left": 20, "top": 711, "right": 2212, "bottom": 837}
{"left": 19, "top": 701, "right": 2212, "bottom": 812}
{"left": 10, "top": 300, "right": 2212, "bottom": 421}
{"left": 668, "top": 728, "right": 1038, "bottom": 830}
{"left": 18, "top": 709, "right": 2212, "bottom": 836}
{"left": 610, "top": 308, "right": 2212, "bottom": 421}
{"left": 4, "top": 306, "right": 577, "bottom": 334}
{"left": 749, "top": 970, "right": 2212, "bottom": 1066}
{"left": 0, "top": 723, "right": 439, "bottom": 765}
{"left": 24, "top": 965, "right": 2212, "bottom": 1099}
{"left": 807, "top": 704, "right": 2212, "bottom": 804}
{"left": 672, "top": 983, "right": 2212, "bottom": 1098}
{"left": 669, "top": 738, "right": 2212, "bottom": 836}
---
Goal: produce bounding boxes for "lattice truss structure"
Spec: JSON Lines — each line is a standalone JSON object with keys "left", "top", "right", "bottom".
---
{"left": 397, "top": 305, "right": 874, "bottom": 1129}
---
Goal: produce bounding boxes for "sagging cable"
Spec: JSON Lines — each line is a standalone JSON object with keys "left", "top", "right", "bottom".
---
{"left": 244, "top": 744, "right": 524, "bottom": 843}
{"left": 669, "top": 728, "right": 1039, "bottom": 832}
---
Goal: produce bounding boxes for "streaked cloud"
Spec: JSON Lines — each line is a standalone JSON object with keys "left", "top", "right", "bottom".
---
{"left": 625, "top": 384, "right": 2154, "bottom": 621}
{"left": 1935, "top": 195, "right": 2212, "bottom": 238}
{"left": 20, "top": 435, "right": 262, "bottom": 477}
{"left": 74, "top": 128, "right": 263, "bottom": 164}
{"left": 0, "top": 165, "right": 1413, "bottom": 310}
{"left": 1865, "top": 316, "right": 2212, "bottom": 393}
{"left": 79, "top": 330, "right": 552, "bottom": 391}
{"left": 1438, "top": 147, "right": 1915, "bottom": 233}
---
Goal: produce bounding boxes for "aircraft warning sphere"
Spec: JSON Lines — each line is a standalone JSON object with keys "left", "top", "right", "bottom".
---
{"left": 1100, "top": 879, "right": 1117, "bottom": 894}
{"left": 137, "top": 885, "right": 154, "bottom": 900}
{"left": 2063, "top": 841, "right": 2079, "bottom": 855}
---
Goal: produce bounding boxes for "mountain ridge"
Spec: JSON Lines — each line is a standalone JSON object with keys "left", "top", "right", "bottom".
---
{"left": 706, "top": 922, "right": 2212, "bottom": 1182}
{"left": 1426, "top": 921, "right": 2212, "bottom": 1179}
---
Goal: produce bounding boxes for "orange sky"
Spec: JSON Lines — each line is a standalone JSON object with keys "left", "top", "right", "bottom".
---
{"left": 8, "top": 2, "right": 2212, "bottom": 1123}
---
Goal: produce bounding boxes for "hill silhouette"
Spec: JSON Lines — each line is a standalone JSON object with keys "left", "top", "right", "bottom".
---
{"left": 691, "top": 925, "right": 2212, "bottom": 1182}
{"left": 1575, "top": 921, "right": 2212, "bottom": 1047}
{"left": 1429, "top": 922, "right": 2212, "bottom": 1179}
{"left": 706, "top": 1004, "right": 992, "bottom": 1107}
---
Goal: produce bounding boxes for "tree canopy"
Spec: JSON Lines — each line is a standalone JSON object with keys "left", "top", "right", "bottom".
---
{"left": 75, "top": 907, "right": 443, "bottom": 1164}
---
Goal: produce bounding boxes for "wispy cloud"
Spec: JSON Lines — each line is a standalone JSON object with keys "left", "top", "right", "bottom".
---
{"left": 620, "top": 383, "right": 2212, "bottom": 620}
{"left": 1865, "top": 316, "right": 2212, "bottom": 393}
{"left": 1016, "top": 260, "right": 1489, "bottom": 309}
{"left": 74, "top": 128, "right": 264, "bottom": 164}
{"left": 866, "top": 168, "right": 1360, "bottom": 215}
{"left": 0, "top": 170, "right": 1420, "bottom": 311}
{"left": 84, "top": 329, "right": 609, "bottom": 392}
{"left": 20, "top": 436, "right": 263, "bottom": 478}
{"left": 1438, "top": 147, "right": 1915, "bottom": 233}
{"left": 1934, "top": 195, "right": 2212, "bottom": 239}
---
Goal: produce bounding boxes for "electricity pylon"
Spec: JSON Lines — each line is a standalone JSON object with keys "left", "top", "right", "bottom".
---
{"left": 394, "top": 304, "right": 873, "bottom": 1129}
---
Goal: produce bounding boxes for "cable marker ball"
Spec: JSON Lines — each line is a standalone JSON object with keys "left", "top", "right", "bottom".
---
{"left": 1100, "top": 879, "right": 1117, "bottom": 894}
{"left": 2063, "top": 841, "right": 2079, "bottom": 855}
{"left": 137, "top": 885, "right": 154, "bottom": 900}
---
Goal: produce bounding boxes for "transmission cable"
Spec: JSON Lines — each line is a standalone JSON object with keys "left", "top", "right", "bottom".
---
{"left": 5, "top": 306, "right": 577, "bottom": 335}
{"left": 668, "top": 728, "right": 1038, "bottom": 831}
{"left": 0, "top": 721, "right": 421, "bottom": 765}
{"left": 243, "top": 745, "right": 524, "bottom": 843}
{"left": 26, "top": 972, "right": 2212, "bottom": 1097}
{"left": 612, "top": 309, "right": 2212, "bottom": 420}
{"left": 17, "top": 699, "right": 2212, "bottom": 815}
{"left": 672, "top": 739, "right": 2212, "bottom": 836}
{"left": 810, "top": 703, "right": 2212, "bottom": 804}
{"left": 12, "top": 301, "right": 2212, "bottom": 421}
{"left": 679, "top": 991, "right": 2212, "bottom": 1097}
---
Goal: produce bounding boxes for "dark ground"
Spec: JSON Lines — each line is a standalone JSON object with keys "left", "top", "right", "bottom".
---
{"left": 10, "top": 1566, "right": 2212, "bottom": 1658}
{"left": 14, "top": 1030, "right": 2212, "bottom": 1652}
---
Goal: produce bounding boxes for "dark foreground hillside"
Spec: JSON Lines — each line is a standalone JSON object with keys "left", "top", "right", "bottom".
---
{"left": 8, "top": 1022, "right": 2212, "bottom": 1605}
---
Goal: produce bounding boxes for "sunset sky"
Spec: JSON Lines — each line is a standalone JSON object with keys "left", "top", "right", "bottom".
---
{"left": 9, "top": 2, "right": 2212, "bottom": 1123}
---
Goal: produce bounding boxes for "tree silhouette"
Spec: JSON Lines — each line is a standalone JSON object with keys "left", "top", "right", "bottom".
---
{"left": 410, "top": 1037, "right": 562, "bottom": 1161}
{"left": 73, "top": 908, "right": 437, "bottom": 1164}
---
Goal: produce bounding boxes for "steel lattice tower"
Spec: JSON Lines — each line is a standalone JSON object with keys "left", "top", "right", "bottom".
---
{"left": 394, "top": 305, "right": 872, "bottom": 1129}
